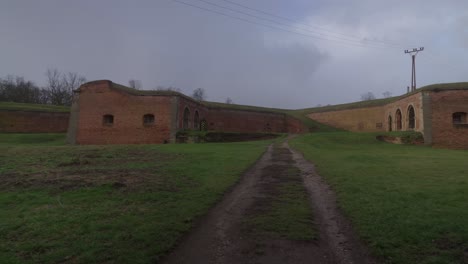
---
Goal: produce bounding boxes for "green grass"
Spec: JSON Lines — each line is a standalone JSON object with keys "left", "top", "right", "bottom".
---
{"left": 0, "top": 102, "right": 69, "bottom": 112}
{"left": 290, "top": 132, "right": 468, "bottom": 264}
{"left": 0, "top": 133, "right": 66, "bottom": 146}
{"left": 0, "top": 134, "right": 274, "bottom": 263}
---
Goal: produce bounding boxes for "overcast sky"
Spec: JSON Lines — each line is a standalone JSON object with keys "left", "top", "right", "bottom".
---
{"left": 1, "top": 0, "right": 467, "bottom": 108}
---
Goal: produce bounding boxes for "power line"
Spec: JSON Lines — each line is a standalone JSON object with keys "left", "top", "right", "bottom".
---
{"left": 172, "top": 0, "right": 392, "bottom": 49}
{"left": 219, "top": 0, "right": 409, "bottom": 48}
{"left": 194, "top": 0, "right": 396, "bottom": 48}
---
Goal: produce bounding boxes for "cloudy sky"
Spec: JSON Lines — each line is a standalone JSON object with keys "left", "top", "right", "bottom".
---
{"left": 1, "top": 0, "right": 467, "bottom": 108}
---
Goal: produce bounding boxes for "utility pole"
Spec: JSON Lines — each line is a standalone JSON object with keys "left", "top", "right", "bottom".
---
{"left": 404, "top": 47, "right": 424, "bottom": 92}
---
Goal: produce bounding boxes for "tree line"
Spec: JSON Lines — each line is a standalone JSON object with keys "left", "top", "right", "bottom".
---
{"left": 0, "top": 69, "right": 86, "bottom": 106}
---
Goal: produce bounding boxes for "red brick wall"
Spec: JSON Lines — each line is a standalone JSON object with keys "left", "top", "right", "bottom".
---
{"left": 74, "top": 81, "right": 173, "bottom": 145}
{"left": 430, "top": 90, "right": 468, "bottom": 149}
{"left": 206, "top": 108, "right": 293, "bottom": 133}
{"left": 177, "top": 97, "right": 208, "bottom": 130}
{"left": 0, "top": 110, "right": 69, "bottom": 133}
{"left": 285, "top": 116, "right": 307, "bottom": 133}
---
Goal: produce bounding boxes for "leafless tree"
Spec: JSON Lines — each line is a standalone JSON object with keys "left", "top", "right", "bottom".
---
{"left": 360, "top": 92, "right": 376, "bottom": 101}
{"left": 192, "top": 87, "right": 206, "bottom": 101}
{"left": 128, "top": 79, "right": 142, "bottom": 90}
{"left": 225, "top": 97, "right": 233, "bottom": 104}
{"left": 46, "top": 69, "right": 86, "bottom": 106}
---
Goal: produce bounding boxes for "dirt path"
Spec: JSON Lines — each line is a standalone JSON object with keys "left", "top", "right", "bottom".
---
{"left": 163, "top": 138, "right": 376, "bottom": 264}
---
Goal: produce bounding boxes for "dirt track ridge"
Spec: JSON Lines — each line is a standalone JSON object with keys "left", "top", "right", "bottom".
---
{"left": 163, "top": 138, "right": 376, "bottom": 264}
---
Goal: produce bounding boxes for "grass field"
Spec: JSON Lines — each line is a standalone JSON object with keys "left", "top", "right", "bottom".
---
{"left": 290, "top": 132, "right": 468, "bottom": 264}
{"left": 0, "top": 133, "right": 275, "bottom": 263}
{"left": 0, "top": 102, "right": 69, "bottom": 112}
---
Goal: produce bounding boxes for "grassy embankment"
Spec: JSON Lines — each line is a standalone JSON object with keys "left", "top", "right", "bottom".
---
{"left": 0, "top": 133, "right": 274, "bottom": 263}
{"left": 290, "top": 132, "right": 468, "bottom": 264}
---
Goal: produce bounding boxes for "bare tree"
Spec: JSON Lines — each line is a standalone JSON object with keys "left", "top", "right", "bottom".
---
{"left": 192, "top": 87, "right": 206, "bottom": 101}
{"left": 128, "top": 79, "right": 142, "bottom": 90}
{"left": 360, "top": 92, "right": 376, "bottom": 101}
{"left": 225, "top": 97, "right": 233, "bottom": 104}
{"left": 46, "top": 69, "right": 86, "bottom": 106}
{"left": 382, "top": 91, "right": 392, "bottom": 98}
{"left": 62, "top": 72, "right": 86, "bottom": 105}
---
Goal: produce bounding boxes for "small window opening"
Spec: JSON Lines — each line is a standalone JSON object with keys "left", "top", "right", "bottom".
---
{"left": 453, "top": 112, "right": 467, "bottom": 124}
{"left": 103, "top": 114, "right": 114, "bottom": 126}
{"left": 183, "top": 107, "right": 190, "bottom": 129}
{"left": 395, "top": 109, "right": 402, "bottom": 130}
{"left": 388, "top": 116, "right": 392, "bottom": 132}
{"left": 408, "top": 106, "right": 415, "bottom": 129}
{"left": 143, "top": 114, "right": 155, "bottom": 125}
{"left": 194, "top": 111, "right": 200, "bottom": 130}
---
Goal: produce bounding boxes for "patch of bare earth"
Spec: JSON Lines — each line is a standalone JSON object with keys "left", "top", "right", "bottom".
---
{"left": 163, "top": 137, "right": 376, "bottom": 264}
{"left": 0, "top": 150, "right": 180, "bottom": 192}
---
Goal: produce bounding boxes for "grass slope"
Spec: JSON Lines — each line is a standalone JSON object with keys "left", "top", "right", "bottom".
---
{"left": 0, "top": 134, "right": 274, "bottom": 263}
{"left": 290, "top": 132, "right": 468, "bottom": 264}
{"left": 0, "top": 102, "right": 69, "bottom": 112}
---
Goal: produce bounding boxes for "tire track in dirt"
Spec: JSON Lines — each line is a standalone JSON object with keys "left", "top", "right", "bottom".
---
{"left": 163, "top": 138, "right": 376, "bottom": 264}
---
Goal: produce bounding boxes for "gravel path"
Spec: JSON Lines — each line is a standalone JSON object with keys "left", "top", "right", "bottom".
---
{"left": 163, "top": 137, "right": 376, "bottom": 264}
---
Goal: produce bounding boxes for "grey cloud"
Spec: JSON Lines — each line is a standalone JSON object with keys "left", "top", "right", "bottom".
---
{"left": 1, "top": 0, "right": 467, "bottom": 108}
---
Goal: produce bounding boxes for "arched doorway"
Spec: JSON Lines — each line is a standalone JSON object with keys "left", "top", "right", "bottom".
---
{"left": 194, "top": 111, "right": 200, "bottom": 130}
{"left": 395, "top": 109, "right": 402, "bottom": 131}
{"left": 407, "top": 105, "right": 415, "bottom": 129}
{"left": 388, "top": 115, "right": 392, "bottom": 131}
{"left": 183, "top": 107, "right": 190, "bottom": 129}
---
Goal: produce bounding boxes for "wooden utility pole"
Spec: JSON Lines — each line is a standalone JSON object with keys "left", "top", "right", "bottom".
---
{"left": 404, "top": 47, "right": 424, "bottom": 92}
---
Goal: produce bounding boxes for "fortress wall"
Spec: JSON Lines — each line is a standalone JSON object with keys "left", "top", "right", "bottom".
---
{"left": 0, "top": 110, "right": 69, "bottom": 133}
{"left": 308, "top": 106, "right": 386, "bottom": 132}
{"left": 206, "top": 108, "right": 289, "bottom": 133}
{"left": 430, "top": 90, "right": 468, "bottom": 149}
{"left": 73, "top": 81, "right": 173, "bottom": 145}
{"left": 383, "top": 92, "right": 424, "bottom": 132}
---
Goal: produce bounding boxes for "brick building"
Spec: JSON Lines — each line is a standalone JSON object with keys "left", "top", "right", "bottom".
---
{"left": 308, "top": 83, "right": 468, "bottom": 149}
{"left": 66, "top": 80, "right": 305, "bottom": 145}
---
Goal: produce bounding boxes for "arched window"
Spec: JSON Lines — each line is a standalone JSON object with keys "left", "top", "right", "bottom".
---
{"left": 103, "top": 114, "right": 114, "bottom": 126}
{"left": 453, "top": 112, "right": 467, "bottom": 124}
{"left": 395, "top": 109, "right": 402, "bottom": 131}
{"left": 194, "top": 111, "right": 200, "bottom": 130}
{"left": 143, "top": 114, "right": 155, "bottom": 125}
{"left": 183, "top": 107, "right": 190, "bottom": 129}
{"left": 388, "top": 115, "right": 392, "bottom": 132}
{"left": 407, "top": 105, "right": 415, "bottom": 129}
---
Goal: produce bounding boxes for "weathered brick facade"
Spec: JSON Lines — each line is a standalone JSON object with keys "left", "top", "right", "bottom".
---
{"left": 0, "top": 110, "right": 69, "bottom": 133}
{"left": 307, "top": 84, "right": 468, "bottom": 149}
{"left": 430, "top": 90, "right": 468, "bottom": 149}
{"left": 67, "top": 80, "right": 306, "bottom": 145}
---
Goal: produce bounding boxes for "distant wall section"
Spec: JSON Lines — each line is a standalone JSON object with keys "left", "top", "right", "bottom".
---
{"left": 0, "top": 110, "right": 69, "bottom": 133}
{"left": 308, "top": 106, "right": 386, "bottom": 132}
{"left": 206, "top": 108, "right": 306, "bottom": 133}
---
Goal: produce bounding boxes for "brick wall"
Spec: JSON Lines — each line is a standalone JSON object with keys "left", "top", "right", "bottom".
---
{"left": 0, "top": 110, "right": 69, "bottom": 133}
{"left": 430, "top": 90, "right": 468, "bottom": 149}
{"left": 177, "top": 96, "right": 208, "bottom": 130}
{"left": 206, "top": 108, "right": 291, "bottom": 133}
{"left": 383, "top": 92, "right": 423, "bottom": 132}
{"left": 308, "top": 106, "right": 386, "bottom": 132}
{"left": 72, "top": 81, "right": 173, "bottom": 145}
